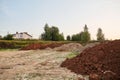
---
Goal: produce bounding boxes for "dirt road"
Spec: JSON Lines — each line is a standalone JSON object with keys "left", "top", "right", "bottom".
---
{"left": 0, "top": 50, "right": 83, "bottom": 80}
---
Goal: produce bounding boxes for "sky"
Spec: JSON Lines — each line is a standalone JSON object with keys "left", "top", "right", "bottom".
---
{"left": 0, "top": 0, "right": 120, "bottom": 40}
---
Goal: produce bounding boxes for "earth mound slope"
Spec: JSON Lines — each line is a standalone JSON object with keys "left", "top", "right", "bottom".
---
{"left": 54, "top": 43, "right": 83, "bottom": 52}
{"left": 61, "top": 40, "right": 120, "bottom": 80}
{"left": 21, "top": 43, "right": 64, "bottom": 50}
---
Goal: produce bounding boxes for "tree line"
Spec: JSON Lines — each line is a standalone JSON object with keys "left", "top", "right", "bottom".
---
{"left": 68, "top": 24, "right": 91, "bottom": 42}
{"left": 1, "top": 23, "right": 105, "bottom": 42}
{"left": 41, "top": 23, "right": 105, "bottom": 42}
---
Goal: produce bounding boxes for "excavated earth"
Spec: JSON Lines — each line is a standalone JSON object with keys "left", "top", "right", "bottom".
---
{"left": 61, "top": 40, "right": 120, "bottom": 80}
{"left": 54, "top": 43, "right": 83, "bottom": 52}
{"left": 1, "top": 41, "right": 119, "bottom": 80}
{"left": 21, "top": 43, "right": 64, "bottom": 50}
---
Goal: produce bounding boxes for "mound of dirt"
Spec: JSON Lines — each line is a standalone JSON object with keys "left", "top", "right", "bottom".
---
{"left": 84, "top": 42, "right": 100, "bottom": 49}
{"left": 61, "top": 40, "right": 120, "bottom": 80}
{"left": 21, "top": 43, "right": 64, "bottom": 50}
{"left": 78, "top": 42, "right": 100, "bottom": 53}
{"left": 54, "top": 43, "right": 83, "bottom": 52}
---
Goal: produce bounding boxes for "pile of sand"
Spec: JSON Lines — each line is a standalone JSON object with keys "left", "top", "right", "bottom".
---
{"left": 54, "top": 43, "right": 83, "bottom": 52}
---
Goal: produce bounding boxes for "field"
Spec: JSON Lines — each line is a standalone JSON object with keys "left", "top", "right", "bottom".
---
{"left": 0, "top": 40, "right": 73, "bottom": 50}
{"left": 0, "top": 40, "right": 87, "bottom": 80}
{"left": 0, "top": 50, "right": 85, "bottom": 80}
{"left": 0, "top": 40, "right": 119, "bottom": 80}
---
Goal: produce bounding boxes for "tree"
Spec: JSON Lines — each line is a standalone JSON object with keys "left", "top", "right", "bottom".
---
{"left": 58, "top": 33, "right": 64, "bottom": 41}
{"left": 66, "top": 35, "right": 71, "bottom": 41}
{"left": 44, "top": 24, "right": 49, "bottom": 32}
{"left": 97, "top": 28, "right": 105, "bottom": 41}
{"left": 51, "top": 26, "right": 59, "bottom": 41}
{"left": 41, "top": 24, "right": 64, "bottom": 41}
{"left": 71, "top": 33, "right": 81, "bottom": 41}
{"left": 3, "top": 34, "right": 13, "bottom": 40}
{"left": 71, "top": 34, "right": 76, "bottom": 41}
{"left": 84, "top": 24, "right": 88, "bottom": 32}
{"left": 0, "top": 35, "right": 2, "bottom": 39}
{"left": 70, "top": 24, "right": 91, "bottom": 42}
{"left": 44, "top": 24, "right": 51, "bottom": 40}
{"left": 81, "top": 24, "right": 91, "bottom": 43}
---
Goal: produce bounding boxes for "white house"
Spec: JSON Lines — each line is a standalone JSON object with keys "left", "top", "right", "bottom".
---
{"left": 13, "top": 32, "right": 32, "bottom": 39}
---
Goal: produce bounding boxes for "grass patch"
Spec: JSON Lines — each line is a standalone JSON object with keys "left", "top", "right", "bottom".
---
{"left": 0, "top": 40, "right": 72, "bottom": 49}
{"left": 67, "top": 52, "right": 79, "bottom": 59}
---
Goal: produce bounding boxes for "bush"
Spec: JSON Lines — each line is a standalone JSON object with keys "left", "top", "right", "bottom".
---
{"left": 3, "top": 34, "right": 14, "bottom": 40}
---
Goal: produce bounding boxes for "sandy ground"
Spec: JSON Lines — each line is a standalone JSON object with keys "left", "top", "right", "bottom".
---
{"left": 0, "top": 50, "right": 86, "bottom": 80}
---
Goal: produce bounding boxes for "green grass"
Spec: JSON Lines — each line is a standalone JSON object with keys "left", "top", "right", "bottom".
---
{"left": 0, "top": 40, "right": 71, "bottom": 50}
{"left": 0, "top": 39, "right": 91, "bottom": 50}
{"left": 0, "top": 40, "right": 46, "bottom": 49}
{"left": 67, "top": 52, "right": 80, "bottom": 59}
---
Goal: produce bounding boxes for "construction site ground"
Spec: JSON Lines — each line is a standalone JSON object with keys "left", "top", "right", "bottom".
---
{"left": 0, "top": 50, "right": 84, "bottom": 80}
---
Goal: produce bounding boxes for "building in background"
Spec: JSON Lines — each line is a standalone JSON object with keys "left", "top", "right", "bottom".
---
{"left": 13, "top": 32, "right": 32, "bottom": 39}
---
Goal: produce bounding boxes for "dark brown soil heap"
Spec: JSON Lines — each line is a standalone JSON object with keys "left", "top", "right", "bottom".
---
{"left": 21, "top": 43, "right": 64, "bottom": 50}
{"left": 61, "top": 40, "right": 120, "bottom": 80}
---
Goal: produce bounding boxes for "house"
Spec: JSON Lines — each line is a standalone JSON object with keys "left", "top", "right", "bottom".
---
{"left": 13, "top": 32, "right": 32, "bottom": 39}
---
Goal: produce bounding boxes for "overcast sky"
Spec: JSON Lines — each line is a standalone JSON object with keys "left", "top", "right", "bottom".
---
{"left": 0, "top": 0, "right": 120, "bottom": 39}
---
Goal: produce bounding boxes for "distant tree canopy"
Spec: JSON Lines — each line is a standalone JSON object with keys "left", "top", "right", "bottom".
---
{"left": 71, "top": 33, "right": 81, "bottom": 41}
{"left": 66, "top": 35, "right": 71, "bottom": 41}
{"left": 81, "top": 24, "right": 91, "bottom": 42}
{"left": 0, "top": 35, "right": 2, "bottom": 39}
{"left": 3, "top": 34, "right": 13, "bottom": 40}
{"left": 97, "top": 28, "right": 105, "bottom": 41}
{"left": 41, "top": 24, "right": 64, "bottom": 41}
{"left": 40, "top": 24, "right": 105, "bottom": 42}
{"left": 70, "top": 24, "right": 91, "bottom": 43}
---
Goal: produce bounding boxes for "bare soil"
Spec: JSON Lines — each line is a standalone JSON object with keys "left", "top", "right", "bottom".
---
{"left": 20, "top": 43, "right": 64, "bottom": 50}
{"left": 54, "top": 43, "right": 83, "bottom": 52}
{"left": 0, "top": 50, "right": 84, "bottom": 80}
{"left": 61, "top": 40, "right": 120, "bottom": 80}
